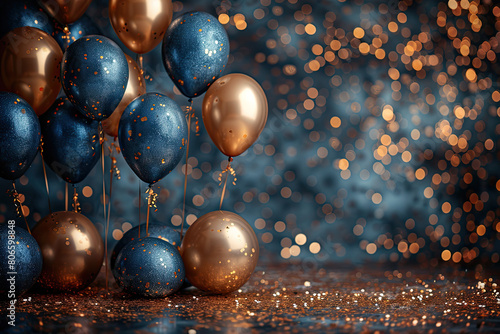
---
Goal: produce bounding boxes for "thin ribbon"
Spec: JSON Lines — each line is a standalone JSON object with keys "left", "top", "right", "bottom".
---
{"left": 72, "top": 184, "right": 81, "bottom": 213}
{"left": 136, "top": 54, "right": 144, "bottom": 76}
{"left": 145, "top": 185, "right": 158, "bottom": 237}
{"left": 138, "top": 182, "right": 141, "bottom": 238}
{"left": 181, "top": 98, "right": 193, "bottom": 239}
{"left": 219, "top": 157, "right": 235, "bottom": 210}
{"left": 98, "top": 122, "right": 109, "bottom": 290}
{"left": 65, "top": 182, "right": 68, "bottom": 211}
{"left": 40, "top": 148, "right": 52, "bottom": 214}
{"left": 10, "top": 181, "right": 30, "bottom": 234}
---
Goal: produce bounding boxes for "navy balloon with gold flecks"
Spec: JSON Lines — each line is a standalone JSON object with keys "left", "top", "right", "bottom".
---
{"left": 110, "top": 223, "right": 181, "bottom": 271}
{"left": 118, "top": 92, "right": 187, "bottom": 184}
{"left": 0, "top": 0, "right": 54, "bottom": 38}
{"left": 112, "top": 237, "right": 185, "bottom": 297}
{"left": 0, "top": 224, "right": 42, "bottom": 299}
{"left": 53, "top": 15, "right": 100, "bottom": 50}
{"left": 40, "top": 97, "right": 100, "bottom": 184}
{"left": 0, "top": 92, "right": 41, "bottom": 180}
{"left": 162, "top": 11, "right": 230, "bottom": 99}
{"left": 61, "top": 35, "right": 128, "bottom": 121}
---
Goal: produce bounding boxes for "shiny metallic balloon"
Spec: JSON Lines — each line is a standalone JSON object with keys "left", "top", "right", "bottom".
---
{"left": 32, "top": 211, "right": 104, "bottom": 292}
{"left": 0, "top": 27, "right": 63, "bottom": 116}
{"left": 0, "top": 92, "right": 41, "bottom": 180}
{"left": 102, "top": 54, "right": 146, "bottom": 138}
{"left": 180, "top": 211, "right": 259, "bottom": 294}
{"left": 202, "top": 74, "right": 268, "bottom": 157}
{"left": 40, "top": 98, "right": 100, "bottom": 184}
{"left": 0, "top": 224, "right": 42, "bottom": 299}
{"left": 39, "top": 0, "right": 92, "bottom": 25}
{"left": 109, "top": 0, "right": 173, "bottom": 54}
{"left": 0, "top": 0, "right": 54, "bottom": 38}
{"left": 61, "top": 35, "right": 129, "bottom": 121}
{"left": 162, "top": 11, "right": 229, "bottom": 98}
{"left": 113, "top": 237, "right": 185, "bottom": 297}
{"left": 118, "top": 92, "right": 187, "bottom": 184}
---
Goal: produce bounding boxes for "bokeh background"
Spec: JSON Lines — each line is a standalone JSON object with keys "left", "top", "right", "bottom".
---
{"left": 1, "top": 0, "right": 499, "bottom": 269}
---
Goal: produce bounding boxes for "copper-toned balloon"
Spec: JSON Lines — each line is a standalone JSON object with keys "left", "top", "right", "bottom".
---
{"left": 202, "top": 73, "right": 268, "bottom": 157}
{"left": 32, "top": 211, "right": 104, "bottom": 292}
{"left": 39, "top": 0, "right": 92, "bottom": 25}
{"left": 0, "top": 27, "right": 63, "bottom": 116}
{"left": 109, "top": 0, "right": 173, "bottom": 54}
{"left": 180, "top": 210, "right": 259, "bottom": 294}
{"left": 102, "top": 54, "right": 146, "bottom": 138}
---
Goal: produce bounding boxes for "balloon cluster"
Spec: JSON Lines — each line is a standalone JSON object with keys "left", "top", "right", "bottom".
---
{"left": 0, "top": 0, "right": 267, "bottom": 297}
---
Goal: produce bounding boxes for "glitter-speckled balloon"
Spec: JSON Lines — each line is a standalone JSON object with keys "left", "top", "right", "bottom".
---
{"left": 0, "top": 223, "right": 42, "bottom": 299}
{"left": 0, "top": 92, "right": 41, "bottom": 180}
{"left": 110, "top": 223, "right": 181, "bottom": 271}
{"left": 113, "top": 237, "right": 185, "bottom": 297}
{"left": 61, "top": 35, "right": 128, "bottom": 121}
{"left": 181, "top": 211, "right": 259, "bottom": 294}
{"left": 53, "top": 15, "right": 100, "bottom": 50}
{"left": 32, "top": 211, "right": 104, "bottom": 292}
{"left": 40, "top": 98, "right": 100, "bottom": 184}
{"left": 162, "top": 11, "right": 229, "bottom": 98}
{"left": 118, "top": 93, "right": 187, "bottom": 184}
{"left": 0, "top": 0, "right": 54, "bottom": 38}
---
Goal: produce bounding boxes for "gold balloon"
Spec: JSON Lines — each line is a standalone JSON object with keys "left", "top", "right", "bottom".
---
{"left": 39, "top": 0, "right": 92, "bottom": 24}
{"left": 0, "top": 27, "right": 63, "bottom": 116}
{"left": 202, "top": 73, "right": 268, "bottom": 157}
{"left": 102, "top": 54, "right": 146, "bottom": 138}
{"left": 32, "top": 211, "right": 104, "bottom": 292}
{"left": 109, "top": 0, "right": 173, "bottom": 54}
{"left": 180, "top": 210, "right": 259, "bottom": 294}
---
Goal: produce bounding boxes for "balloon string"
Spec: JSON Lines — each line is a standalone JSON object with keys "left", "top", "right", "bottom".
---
{"left": 146, "top": 185, "right": 152, "bottom": 237}
{"left": 181, "top": 99, "right": 193, "bottom": 239}
{"left": 138, "top": 182, "right": 141, "bottom": 238}
{"left": 99, "top": 123, "right": 108, "bottom": 290}
{"left": 145, "top": 185, "right": 158, "bottom": 237}
{"left": 40, "top": 149, "right": 52, "bottom": 214}
{"left": 65, "top": 182, "right": 68, "bottom": 211}
{"left": 72, "top": 184, "right": 81, "bottom": 213}
{"left": 11, "top": 182, "right": 30, "bottom": 234}
{"left": 219, "top": 157, "right": 233, "bottom": 210}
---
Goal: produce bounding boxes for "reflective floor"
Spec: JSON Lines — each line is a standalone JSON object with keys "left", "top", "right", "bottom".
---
{"left": 1, "top": 265, "right": 499, "bottom": 333}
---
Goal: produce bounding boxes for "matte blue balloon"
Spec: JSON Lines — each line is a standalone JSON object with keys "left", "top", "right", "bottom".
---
{"left": 0, "top": 223, "right": 43, "bottom": 299}
{"left": 0, "top": 0, "right": 54, "bottom": 38}
{"left": 118, "top": 93, "right": 187, "bottom": 184}
{"left": 110, "top": 223, "right": 181, "bottom": 271}
{"left": 53, "top": 15, "right": 100, "bottom": 50}
{"left": 162, "top": 11, "right": 230, "bottom": 98}
{"left": 40, "top": 97, "right": 100, "bottom": 184}
{"left": 61, "top": 35, "right": 128, "bottom": 121}
{"left": 113, "top": 237, "right": 185, "bottom": 297}
{"left": 0, "top": 92, "right": 41, "bottom": 180}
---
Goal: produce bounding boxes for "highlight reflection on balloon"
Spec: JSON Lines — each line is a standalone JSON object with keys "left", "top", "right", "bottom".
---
{"left": 202, "top": 74, "right": 268, "bottom": 157}
{"left": 180, "top": 211, "right": 259, "bottom": 294}
{"left": 32, "top": 211, "right": 104, "bottom": 292}
{"left": 109, "top": 0, "right": 173, "bottom": 54}
{"left": 0, "top": 26, "right": 63, "bottom": 116}
{"left": 102, "top": 54, "right": 146, "bottom": 138}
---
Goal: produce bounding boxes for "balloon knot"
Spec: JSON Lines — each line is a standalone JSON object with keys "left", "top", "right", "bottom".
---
{"left": 218, "top": 158, "right": 237, "bottom": 186}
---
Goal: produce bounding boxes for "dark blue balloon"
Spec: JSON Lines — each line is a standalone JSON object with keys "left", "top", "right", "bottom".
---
{"left": 110, "top": 223, "right": 181, "bottom": 271}
{"left": 113, "top": 237, "right": 185, "bottom": 297}
{"left": 0, "top": 0, "right": 54, "bottom": 38}
{"left": 162, "top": 11, "right": 229, "bottom": 98}
{"left": 53, "top": 15, "right": 100, "bottom": 50}
{"left": 0, "top": 223, "right": 43, "bottom": 299}
{"left": 0, "top": 92, "right": 41, "bottom": 180}
{"left": 40, "top": 97, "right": 100, "bottom": 184}
{"left": 118, "top": 93, "right": 187, "bottom": 184}
{"left": 61, "top": 35, "right": 128, "bottom": 121}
